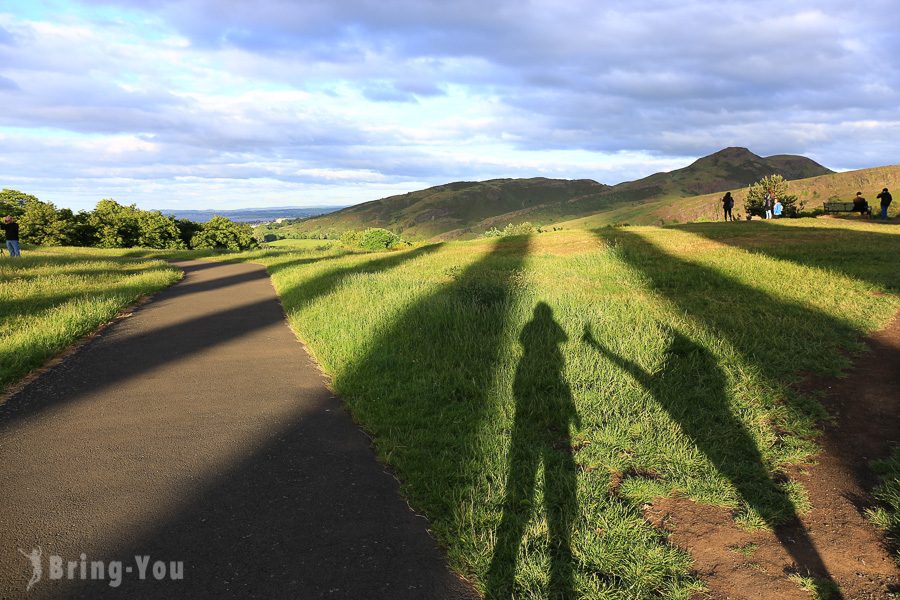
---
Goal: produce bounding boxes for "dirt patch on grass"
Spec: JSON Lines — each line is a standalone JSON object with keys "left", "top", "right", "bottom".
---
{"left": 644, "top": 312, "right": 900, "bottom": 599}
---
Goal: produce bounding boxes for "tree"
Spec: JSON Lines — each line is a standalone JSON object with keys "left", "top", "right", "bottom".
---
{"left": 0, "top": 189, "right": 35, "bottom": 218}
{"left": 745, "top": 174, "right": 802, "bottom": 218}
{"left": 19, "top": 198, "right": 68, "bottom": 246}
{"left": 57, "top": 209, "right": 98, "bottom": 246}
{"left": 190, "top": 216, "right": 258, "bottom": 251}
{"left": 136, "top": 210, "right": 185, "bottom": 249}
{"left": 89, "top": 199, "right": 141, "bottom": 248}
{"left": 176, "top": 218, "right": 203, "bottom": 248}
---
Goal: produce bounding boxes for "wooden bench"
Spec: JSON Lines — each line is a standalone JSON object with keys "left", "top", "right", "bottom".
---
{"left": 823, "top": 201, "right": 870, "bottom": 215}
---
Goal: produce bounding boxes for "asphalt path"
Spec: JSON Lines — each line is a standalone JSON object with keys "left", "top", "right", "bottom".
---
{"left": 0, "top": 260, "right": 478, "bottom": 599}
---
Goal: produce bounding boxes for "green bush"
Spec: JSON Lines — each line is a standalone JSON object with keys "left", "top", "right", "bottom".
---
{"left": 341, "top": 227, "right": 402, "bottom": 251}
{"left": 191, "top": 216, "right": 258, "bottom": 251}
{"left": 359, "top": 228, "right": 400, "bottom": 250}
{"left": 483, "top": 222, "right": 537, "bottom": 238}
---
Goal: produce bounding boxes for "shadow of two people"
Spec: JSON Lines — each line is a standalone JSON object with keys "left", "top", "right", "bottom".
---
{"left": 488, "top": 303, "right": 833, "bottom": 598}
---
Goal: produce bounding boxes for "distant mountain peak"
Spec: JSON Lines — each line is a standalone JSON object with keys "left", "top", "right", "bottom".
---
{"left": 695, "top": 147, "right": 760, "bottom": 164}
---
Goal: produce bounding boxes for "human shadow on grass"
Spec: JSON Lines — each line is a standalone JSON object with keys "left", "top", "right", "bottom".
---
{"left": 582, "top": 326, "right": 836, "bottom": 592}
{"left": 487, "top": 302, "right": 581, "bottom": 600}
{"left": 0, "top": 248, "right": 437, "bottom": 431}
{"left": 676, "top": 221, "right": 900, "bottom": 292}
{"left": 601, "top": 228, "right": 900, "bottom": 490}
{"left": 593, "top": 228, "right": 859, "bottom": 594}
{"left": 58, "top": 238, "right": 530, "bottom": 599}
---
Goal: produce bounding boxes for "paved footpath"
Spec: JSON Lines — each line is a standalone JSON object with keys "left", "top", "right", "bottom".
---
{"left": 0, "top": 260, "right": 479, "bottom": 599}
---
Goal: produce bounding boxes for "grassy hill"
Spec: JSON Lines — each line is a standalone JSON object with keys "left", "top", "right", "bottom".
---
{"left": 559, "top": 164, "right": 900, "bottom": 228}
{"left": 267, "top": 178, "right": 607, "bottom": 240}
{"left": 265, "top": 148, "right": 831, "bottom": 241}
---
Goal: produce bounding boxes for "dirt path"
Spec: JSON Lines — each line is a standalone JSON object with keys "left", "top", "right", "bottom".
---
{"left": 644, "top": 313, "right": 900, "bottom": 599}
{"left": 0, "top": 260, "right": 478, "bottom": 600}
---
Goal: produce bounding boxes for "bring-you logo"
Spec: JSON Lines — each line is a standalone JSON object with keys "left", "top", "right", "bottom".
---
{"left": 18, "top": 547, "right": 184, "bottom": 591}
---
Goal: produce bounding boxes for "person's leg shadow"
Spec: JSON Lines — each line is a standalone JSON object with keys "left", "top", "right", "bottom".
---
{"left": 487, "top": 302, "right": 581, "bottom": 599}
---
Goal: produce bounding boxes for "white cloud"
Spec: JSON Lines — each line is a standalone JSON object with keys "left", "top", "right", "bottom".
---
{"left": 0, "top": 1, "right": 898, "bottom": 210}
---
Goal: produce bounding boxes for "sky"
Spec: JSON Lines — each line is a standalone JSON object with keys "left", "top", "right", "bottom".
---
{"left": 0, "top": 1, "right": 898, "bottom": 211}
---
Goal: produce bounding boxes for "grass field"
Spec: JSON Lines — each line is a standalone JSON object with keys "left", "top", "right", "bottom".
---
{"left": 4, "top": 219, "right": 897, "bottom": 597}
{"left": 262, "top": 238, "right": 338, "bottom": 249}
{"left": 0, "top": 247, "right": 181, "bottom": 390}
{"left": 236, "top": 218, "right": 899, "bottom": 598}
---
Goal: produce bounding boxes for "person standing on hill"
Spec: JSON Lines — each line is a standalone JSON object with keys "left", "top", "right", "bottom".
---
{"left": 1, "top": 215, "right": 20, "bottom": 257}
{"left": 722, "top": 192, "right": 735, "bottom": 221}
{"left": 763, "top": 191, "right": 774, "bottom": 220}
{"left": 773, "top": 198, "right": 783, "bottom": 218}
{"left": 876, "top": 187, "right": 893, "bottom": 220}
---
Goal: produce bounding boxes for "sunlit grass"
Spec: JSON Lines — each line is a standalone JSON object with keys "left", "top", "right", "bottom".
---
{"left": 0, "top": 247, "right": 180, "bottom": 389}
{"left": 7, "top": 219, "right": 896, "bottom": 598}
{"left": 866, "top": 446, "right": 900, "bottom": 566}
{"left": 232, "top": 222, "right": 899, "bottom": 598}
{"left": 263, "top": 238, "right": 339, "bottom": 249}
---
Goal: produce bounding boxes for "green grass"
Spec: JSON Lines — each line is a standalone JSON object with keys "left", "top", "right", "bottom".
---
{"left": 866, "top": 446, "right": 900, "bottom": 565}
{"left": 262, "top": 238, "right": 338, "bottom": 249}
{"left": 789, "top": 573, "right": 841, "bottom": 600}
{"left": 729, "top": 542, "right": 758, "bottom": 558}
{"left": 229, "top": 219, "right": 899, "bottom": 598}
{"left": 0, "top": 247, "right": 181, "bottom": 389}
{"left": 5, "top": 219, "right": 896, "bottom": 597}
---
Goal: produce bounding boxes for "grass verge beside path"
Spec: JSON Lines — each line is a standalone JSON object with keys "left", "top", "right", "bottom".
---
{"left": 1, "top": 247, "right": 181, "bottom": 390}
{"left": 234, "top": 219, "right": 898, "bottom": 598}
{"left": 868, "top": 447, "right": 900, "bottom": 566}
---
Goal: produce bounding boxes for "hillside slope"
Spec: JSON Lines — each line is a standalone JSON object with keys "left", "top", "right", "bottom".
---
{"left": 437, "top": 148, "right": 831, "bottom": 238}
{"left": 558, "top": 164, "right": 900, "bottom": 228}
{"left": 272, "top": 178, "right": 607, "bottom": 240}
{"left": 270, "top": 148, "right": 830, "bottom": 240}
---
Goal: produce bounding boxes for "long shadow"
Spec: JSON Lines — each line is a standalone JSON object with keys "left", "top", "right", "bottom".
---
{"left": 675, "top": 221, "right": 900, "bottom": 292}
{"left": 582, "top": 326, "right": 835, "bottom": 590}
{"left": 602, "top": 228, "right": 900, "bottom": 487}
{"left": 331, "top": 237, "right": 531, "bottom": 533}
{"left": 0, "top": 268, "right": 177, "bottom": 323}
{"left": 59, "top": 390, "right": 480, "bottom": 600}
{"left": 593, "top": 228, "right": 893, "bottom": 593}
{"left": 58, "top": 237, "right": 530, "bottom": 598}
{"left": 161, "top": 266, "right": 271, "bottom": 297}
{"left": 487, "top": 302, "right": 581, "bottom": 599}
{"left": 0, "top": 248, "right": 438, "bottom": 431}
{"left": 272, "top": 243, "right": 444, "bottom": 311}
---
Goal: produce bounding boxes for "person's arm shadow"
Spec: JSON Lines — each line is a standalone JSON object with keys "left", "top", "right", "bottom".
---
{"left": 581, "top": 324, "right": 654, "bottom": 392}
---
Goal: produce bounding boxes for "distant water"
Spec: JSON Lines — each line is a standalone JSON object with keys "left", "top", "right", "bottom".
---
{"left": 157, "top": 206, "right": 346, "bottom": 223}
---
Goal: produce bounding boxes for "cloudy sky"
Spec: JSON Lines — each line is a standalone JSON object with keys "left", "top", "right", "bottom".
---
{"left": 1, "top": 1, "right": 898, "bottom": 210}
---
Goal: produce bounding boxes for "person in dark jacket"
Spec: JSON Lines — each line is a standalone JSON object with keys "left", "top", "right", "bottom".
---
{"left": 852, "top": 191, "right": 870, "bottom": 216}
{"left": 722, "top": 192, "right": 735, "bottom": 221}
{"left": 1, "top": 215, "right": 20, "bottom": 257}
{"left": 876, "top": 187, "right": 893, "bottom": 220}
